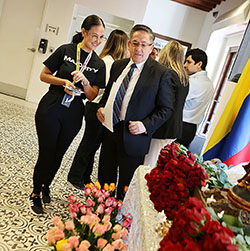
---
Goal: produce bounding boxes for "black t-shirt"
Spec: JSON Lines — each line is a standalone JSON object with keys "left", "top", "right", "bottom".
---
{"left": 43, "top": 43, "right": 105, "bottom": 95}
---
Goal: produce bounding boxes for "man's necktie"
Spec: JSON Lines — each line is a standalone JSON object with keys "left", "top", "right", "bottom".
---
{"left": 113, "top": 63, "right": 137, "bottom": 126}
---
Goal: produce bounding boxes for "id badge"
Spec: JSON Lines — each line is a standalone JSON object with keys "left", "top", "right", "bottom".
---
{"left": 61, "top": 93, "right": 72, "bottom": 108}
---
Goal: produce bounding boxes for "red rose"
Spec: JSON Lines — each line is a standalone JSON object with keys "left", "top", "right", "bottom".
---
{"left": 180, "top": 161, "right": 193, "bottom": 173}
{"left": 184, "top": 197, "right": 204, "bottom": 209}
{"left": 146, "top": 141, "right": 209, "bottom": 221}
{"left": 201, "top": 232, "right": 238, "bottom": 251}
{"left": 187, "top": 151, "right": 196, "bottom": 161}
{"left": 158, "top": 196, "right": 238, "bottom": 251}
{"left": 185, "top": 208, "right": 204, "bottom": 225}
{"left": 176, "top": 183, "right": 186, "bottom": 192}
{"left": 183, "top": 239, "right": 201, "bottom": 251}
{"left": 179, "top": 154, "right": 194, "bottom": 165}
{"left": 164, "top": 158, "right": 179, "bottom": 169}
{"left": 200, "top": 220, "right": 234, "bottom": 238}
{"left": 159, "top": 239, "right": 183, "bottom": 251}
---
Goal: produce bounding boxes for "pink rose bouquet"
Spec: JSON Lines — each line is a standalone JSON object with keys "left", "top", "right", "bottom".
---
{"left": 46, "top": 182, "right": 131, "bottom": 251}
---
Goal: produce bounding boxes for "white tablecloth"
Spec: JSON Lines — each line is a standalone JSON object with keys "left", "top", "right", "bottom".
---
{"left": 120, "top": 165, "right": 165, "bottom": 251}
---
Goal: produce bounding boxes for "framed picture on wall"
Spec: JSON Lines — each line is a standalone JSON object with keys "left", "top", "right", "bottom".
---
{"left": 153, "top": 32, "right": 192, "bottom": 53}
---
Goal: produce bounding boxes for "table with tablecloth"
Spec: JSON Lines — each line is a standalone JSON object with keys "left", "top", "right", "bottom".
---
{"left": 120, "top": 165, "right": 166, "bottom": 251}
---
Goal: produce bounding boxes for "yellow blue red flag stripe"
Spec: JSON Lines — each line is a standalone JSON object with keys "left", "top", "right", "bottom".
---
{"left": 203, "top": 57, "right": 250, "bottom": 166}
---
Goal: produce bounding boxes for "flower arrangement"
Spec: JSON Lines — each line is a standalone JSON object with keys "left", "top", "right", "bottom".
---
{"left": 197, "top": 156, "right": 233, "bottom": 189}
{"left": 159, "top": 197, "right": 238, "bottom": 251}
{"left": 145, "top": 142, "right": 209, "bottom": 220}
{"left": 46, "top": 182, "right": 132, "bottom": 251}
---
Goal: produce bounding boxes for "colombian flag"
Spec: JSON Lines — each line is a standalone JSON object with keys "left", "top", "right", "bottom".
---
{"left": 203, "top": 58, "right": 250, "bottom": 166}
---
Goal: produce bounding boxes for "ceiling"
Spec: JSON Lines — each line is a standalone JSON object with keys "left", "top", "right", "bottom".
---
{"left": 171, "top": 0, "right": 226, "bottom": 12}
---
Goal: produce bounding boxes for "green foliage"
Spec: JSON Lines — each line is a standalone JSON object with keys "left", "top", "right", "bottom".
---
{"left": 206, "top": 207, "right": 219, "bottom": 221}
{"left": 196, "top": 155, "right": 233, "bottom": 189}
{"left": 207, "top": 206, "right": 250, "bottom": 250}
{"left": 222, "top": 214, "right": 243, "bottom": 228}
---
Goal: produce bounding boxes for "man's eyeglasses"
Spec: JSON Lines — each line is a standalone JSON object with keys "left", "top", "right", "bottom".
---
{"left": 130, "top": 41, "right": 153, "bottom": 48}
{"left": 87, "top": 32, "right": 106, "bottom": 41}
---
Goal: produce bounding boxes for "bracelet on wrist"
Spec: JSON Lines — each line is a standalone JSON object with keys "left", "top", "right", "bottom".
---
{"left": 82, "top": 80, "right": 90, "bottom": 87}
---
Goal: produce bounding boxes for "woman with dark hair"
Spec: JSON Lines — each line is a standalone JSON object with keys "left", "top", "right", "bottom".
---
{"left": 68, "top": 29, "right": 129, "bottom": 190}
{"left": 144, "top": 40, "right": 189, "bottom": 167}
{"left": 29, "top": 15, "right": 106, "bottom": 214}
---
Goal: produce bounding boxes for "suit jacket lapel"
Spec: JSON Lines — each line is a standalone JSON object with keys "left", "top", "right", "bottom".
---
{"left": 112, "top": 58, "right": 130, "bottom": 83}
{"left": 130, "top": 57, "right": 153, "bottom": 99}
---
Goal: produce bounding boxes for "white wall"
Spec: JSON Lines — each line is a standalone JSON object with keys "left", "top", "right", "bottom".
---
{"left": 206, "top": 26, "right": 245, "bottom": 86}
{"left": 0, "top": 0, "right": 4, "bottom": 19}
{"left": 204, "top": 0, "right": 248, "bottom": 85}
{"left": 143, "top": 0, "right": 207, "bottom": 48}
{"left": 143, "top": 0, "right": 247, "bottom": 51}
{"left": 0, "top": 0, "right": 46, "bottom": 98}
{"left": 197, "top": 0, "right": 247, "bottom": 49}
{"left": 75, "top": 0, "right": 149, "bottom": 24}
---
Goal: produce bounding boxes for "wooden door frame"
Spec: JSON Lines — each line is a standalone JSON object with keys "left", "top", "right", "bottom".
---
{"left": 153, "top": 32, "right": 192, "bottom": 50}
{"left": 201, "top": 46, "right": 239, "bottom": 134}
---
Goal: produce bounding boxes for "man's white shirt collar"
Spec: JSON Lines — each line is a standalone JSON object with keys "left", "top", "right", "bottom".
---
{"left": 189, "top": 70, "right": 207, "bottom": 79}
{"left": 128, "top": 58, "right": 147, "bottom": 71}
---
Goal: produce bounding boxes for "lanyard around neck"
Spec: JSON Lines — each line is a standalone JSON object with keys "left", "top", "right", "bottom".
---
{"left": 73, "top": 43, "right": 93, "bottom": 84}
{"left": 75, "top": 43, "right": 81, "bottom": 71}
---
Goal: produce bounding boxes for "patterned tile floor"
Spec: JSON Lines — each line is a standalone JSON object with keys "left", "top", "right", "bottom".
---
{"left": 0, "top": 93, "right": 98, "bottom": 250}
{"left": 0, "top": 93, "right": 247, "bottom": 251}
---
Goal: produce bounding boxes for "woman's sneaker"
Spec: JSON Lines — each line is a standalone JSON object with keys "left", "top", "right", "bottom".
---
{"left": 41, "top": 187, "right": 51, "bottom": 204}
{"left": 29, "top": 194, "right": 43, "bottom": 215}
{"left": 67, "top": 179, "right": 84, "bottom": 190}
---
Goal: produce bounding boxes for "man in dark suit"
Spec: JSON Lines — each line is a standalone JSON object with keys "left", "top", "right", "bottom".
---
{"left": 96, "top": 24, "right": 175, "bottom": 198}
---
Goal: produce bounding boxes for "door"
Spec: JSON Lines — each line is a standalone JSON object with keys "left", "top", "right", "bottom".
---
{"left": 0, "top": 0, "right": 45, "bottom": 99}
{"left": 199, "top": 46, "right": 239, "bottom": 135}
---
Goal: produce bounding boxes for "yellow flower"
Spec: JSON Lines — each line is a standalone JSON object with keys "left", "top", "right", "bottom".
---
{"left": 109, "top": 183, "right": 116, "bottom": 191}
{"left": 103, "top": 183, "right": 109, "bottom": 191}
{"left": 86, "top": 183, "right": 94, "bottom": 189}
{"left": 95, "top": 181, "right": 101, "bottom": 189}
{"left": 56, "top": 239, "right": 68, "bottom": 251}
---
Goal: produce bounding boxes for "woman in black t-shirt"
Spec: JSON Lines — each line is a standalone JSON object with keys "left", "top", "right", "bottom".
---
{"left": 29, "top": 15, "right": 106, "bottom": 215}
{"left": 67, "top": 29, "right": 129, "bottom": 190}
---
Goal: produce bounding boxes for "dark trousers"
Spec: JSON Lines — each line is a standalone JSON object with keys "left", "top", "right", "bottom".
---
{"left": 98, "top": 122, "right": 144, "bottom": 199}
{"left": 68, "top": 103, "right": 104, "bottom": 187}
{"left": 33, "top": 92, "right": 84, "bottom": 194}
{"left": 176, "top": 121, "right": 197, "bottom": 149}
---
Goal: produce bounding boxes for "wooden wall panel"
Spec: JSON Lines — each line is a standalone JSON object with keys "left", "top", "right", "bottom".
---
{"left": 171, "top": 0, "right": 226, "bottom": 12}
